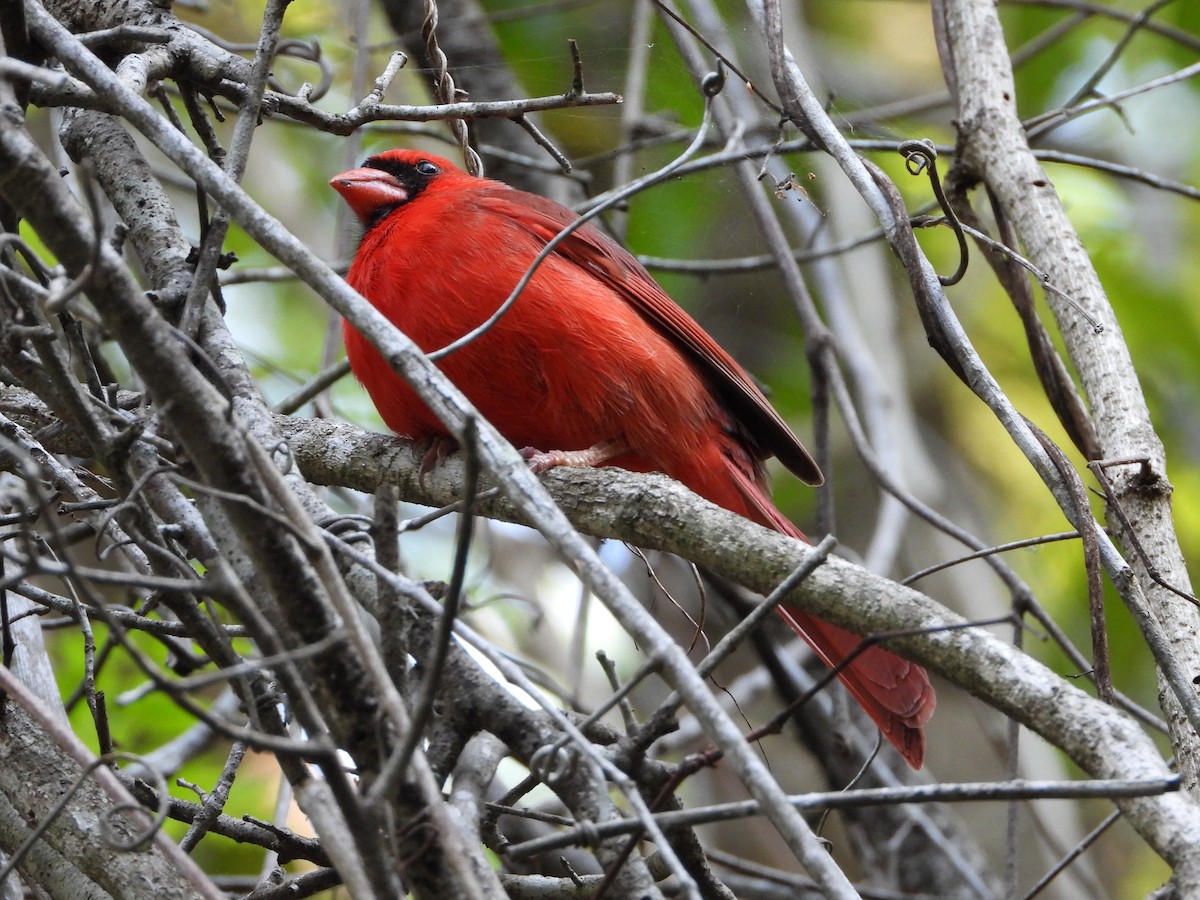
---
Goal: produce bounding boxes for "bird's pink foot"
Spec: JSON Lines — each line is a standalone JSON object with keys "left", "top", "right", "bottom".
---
{"left": 520, "top": 440, "right": 628, "bottom": 475}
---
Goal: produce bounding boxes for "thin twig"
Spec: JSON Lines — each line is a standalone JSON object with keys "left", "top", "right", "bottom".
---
{"left": 503, "top": 776, "right": 1180, "bottom": 859}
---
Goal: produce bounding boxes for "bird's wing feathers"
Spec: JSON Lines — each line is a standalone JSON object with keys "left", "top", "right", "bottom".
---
{"left": 480, "top": 187, "right": 823, "bottom": 486}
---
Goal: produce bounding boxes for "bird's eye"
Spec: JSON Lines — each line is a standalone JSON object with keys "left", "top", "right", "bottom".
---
{"left": 415, "top": 160, "right": 440, "bottom": 176}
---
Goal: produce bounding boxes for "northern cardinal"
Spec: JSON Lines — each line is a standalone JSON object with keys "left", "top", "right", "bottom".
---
{"left": 331, "top": 149, "right": 935, "bottom": 768}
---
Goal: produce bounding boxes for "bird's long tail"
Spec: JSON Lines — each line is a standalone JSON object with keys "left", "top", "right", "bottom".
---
{"left": 723, "top": 460, "right": 935, "bottom": 769}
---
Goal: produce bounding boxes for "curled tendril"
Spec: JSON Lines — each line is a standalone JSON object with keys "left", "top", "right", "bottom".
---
{"left": 272, "top": 39, "right": 334, "bottom": 102}
{"left": 267, "top": 439, "right": 296, "bottom": 475}
{"left": 898, "top": 139, "right": 969, "bottom": 287}
{"left": 184, "top": 26, "right": 333, "bottom": 102}
{"left": 0, "top": 751, "right": 170, "bottom": 883}
{"left": 529, "top": 743, "right": 578, "bottom": 786}
{"left": 702, "top": 60, "right": 726, "bottom": 98}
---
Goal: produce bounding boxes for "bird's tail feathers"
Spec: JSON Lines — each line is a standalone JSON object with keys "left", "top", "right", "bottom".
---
{"left": 724, "top": 457, "right": 935, "bottom": 769}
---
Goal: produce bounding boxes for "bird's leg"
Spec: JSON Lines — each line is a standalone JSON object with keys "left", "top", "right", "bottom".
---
{"left": 415, "top": 435, "right": 460, "bottom": 489}
{"left": 520, "top": 439, "right": 629, "bottom": 475}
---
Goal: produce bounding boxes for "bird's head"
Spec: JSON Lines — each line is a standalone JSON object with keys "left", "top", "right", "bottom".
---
{"left": 330, "top": 150, "right": 466, "bottom": 228}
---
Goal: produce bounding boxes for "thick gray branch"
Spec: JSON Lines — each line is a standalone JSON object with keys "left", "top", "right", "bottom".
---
{"left": 264, "top": 412, "right": 1200, "bottom": 874}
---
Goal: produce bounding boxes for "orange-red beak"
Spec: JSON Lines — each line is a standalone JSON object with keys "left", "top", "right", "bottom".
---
{"left": 329, "top": 167, "right": 409, "bottom": 223}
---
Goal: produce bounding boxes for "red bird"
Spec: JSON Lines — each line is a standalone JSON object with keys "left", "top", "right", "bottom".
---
{"left": 331, "top": 149, "right": 935, "bottom": 768}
